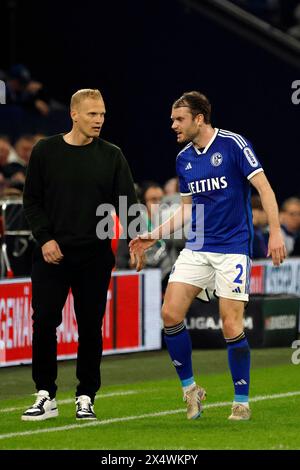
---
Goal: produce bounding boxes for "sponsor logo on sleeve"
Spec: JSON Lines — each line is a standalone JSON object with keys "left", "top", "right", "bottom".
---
{"left": 243, "top": 147, "right": 258, "bottom": 167}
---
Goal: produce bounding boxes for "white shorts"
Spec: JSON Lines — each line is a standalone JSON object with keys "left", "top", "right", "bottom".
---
{"left": 168, "top": 248, "right": 251, "bottom": 302}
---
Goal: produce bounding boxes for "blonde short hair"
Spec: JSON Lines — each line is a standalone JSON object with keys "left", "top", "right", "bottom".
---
{"left": 70, "top": 89, "right": 103, "bottom": 109}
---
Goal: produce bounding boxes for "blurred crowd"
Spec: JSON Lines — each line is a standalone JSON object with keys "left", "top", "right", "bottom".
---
{"left": 0, "top": 63, "right": 67, "bottom": 115}
{"left": 0, "top": 134, "right": 300, "bottom": 281}
{"left": 0, "top": 64, "right": 69, "bottom": 143}
{"left": 251, "top": 193, "right": 300, "bottom": 258}
{"left": 0, "top": 133, "right": 44, "bottom": 197}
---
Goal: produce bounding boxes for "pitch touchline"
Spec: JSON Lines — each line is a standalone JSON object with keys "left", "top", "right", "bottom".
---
{"left": 0, "top": 390, "right": 138, "bottom": 413}
{"left": 0, "top": 391, "right": 299, "bottom": 441}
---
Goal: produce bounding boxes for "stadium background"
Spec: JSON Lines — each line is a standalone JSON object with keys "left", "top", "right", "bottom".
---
{"left": 0, "top": 0, "right": 300, "bottom": 452}
{"left": 0, "top": 0, "right": 300, "bottom": 202}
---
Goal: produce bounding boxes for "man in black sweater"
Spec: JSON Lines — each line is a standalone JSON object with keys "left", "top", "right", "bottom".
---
{"left": 22, "top": 89, "right": 143, "bottom": 421}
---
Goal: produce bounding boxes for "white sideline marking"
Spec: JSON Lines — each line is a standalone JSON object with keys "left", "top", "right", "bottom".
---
{"left": 0, "top": 390, "right": 137, "bottom": 413}
{"left": 0, "top": 390, "right": 299, "bottom": 441}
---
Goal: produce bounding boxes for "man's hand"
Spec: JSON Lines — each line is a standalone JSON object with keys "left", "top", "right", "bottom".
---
{"left": 129, "top": 249, "right": 146, "bottom": 272}
{"left": 42, "top": 240, "right": 64, "bottom": 264}
{"left": 129, "top": 233, "right": 157, "bottom": 272}
{"left": 267, "top": 229, "right": 287, "bottom": 266}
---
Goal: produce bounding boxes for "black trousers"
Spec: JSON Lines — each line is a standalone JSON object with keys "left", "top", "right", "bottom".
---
{"left": 31, "top": 243, "right": 114, "bottom": 401}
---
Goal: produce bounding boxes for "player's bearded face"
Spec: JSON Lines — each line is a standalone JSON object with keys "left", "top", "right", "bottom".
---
{"left": 74, "top": 98, "right": 106, "bottom": 138}
{"left": 171, "top": 107, "right": 199, "bottom": 144}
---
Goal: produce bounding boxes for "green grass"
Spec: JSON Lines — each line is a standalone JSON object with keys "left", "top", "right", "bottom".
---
{"left": 0, "top": 348, "right": 299, "bottom": 450}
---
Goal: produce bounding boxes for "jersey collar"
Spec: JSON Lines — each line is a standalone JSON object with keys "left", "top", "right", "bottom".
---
{"left": 193, "top": 128, "right": 219, "bottom": 155}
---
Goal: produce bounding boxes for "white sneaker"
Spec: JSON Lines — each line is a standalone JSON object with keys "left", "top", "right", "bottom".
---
{"left": 22, "top": 390, "right": 58, "bottom": 421}
{"left": 75, "top": 395, "right": 97, "bottom": 420}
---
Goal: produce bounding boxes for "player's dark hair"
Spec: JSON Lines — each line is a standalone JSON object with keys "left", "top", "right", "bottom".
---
{"left": 173, "top": 91, "right": 211, "bottom": 124}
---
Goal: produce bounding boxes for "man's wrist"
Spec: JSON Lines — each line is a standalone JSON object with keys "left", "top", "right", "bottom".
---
{"left": 269, "top": 225, "right": 281, "bottom": 233}
{"left": 38, "top": 234, "right": 54, "bottom": 247}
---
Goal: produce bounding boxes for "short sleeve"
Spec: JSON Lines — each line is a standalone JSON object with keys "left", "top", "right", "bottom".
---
{"left": 176, "top": 158, "right": 192, "bottom": 195}
{"left": 234, "top": 138, "right": 264, "bottom": 180}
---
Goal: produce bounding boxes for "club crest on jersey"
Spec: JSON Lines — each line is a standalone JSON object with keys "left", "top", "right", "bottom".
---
{"left": 243, "top": 147, "right": 258, "bottom": 167}
{"left": 210, "top": 152, "right": 223, "bottom": 167}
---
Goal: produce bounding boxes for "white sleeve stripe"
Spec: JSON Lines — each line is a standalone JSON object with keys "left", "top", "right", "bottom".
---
{"left": 247, "top": 168, "right": 264, "bottom": 180}
{"left": 238, "top": 134, "right": 247, "bottom": 146}
{"left": 180, "top": 192, "right": 192, "bottom": 196}
{"left": 218, "top": 132, "right": 243, "bottom": 149}
{"left": 220, "top": 131, "right": 247, "bottom": 149}
{"left": 219, "top": 129, "right": 247, "bottom": 147}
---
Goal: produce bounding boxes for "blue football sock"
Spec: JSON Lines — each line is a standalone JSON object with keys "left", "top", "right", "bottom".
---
{"left": 225, "top": 332, "right": 250, "bottom": 403}
{"left": 164, "top": 322, "right": 195, "bottom": 387}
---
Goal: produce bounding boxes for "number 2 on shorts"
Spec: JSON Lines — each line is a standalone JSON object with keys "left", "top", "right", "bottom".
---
{"left": 233, "top": 264, "right": 243, "bottom": 284}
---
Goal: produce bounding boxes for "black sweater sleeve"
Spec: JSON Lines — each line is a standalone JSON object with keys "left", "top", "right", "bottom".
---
{"left": 113, "top": 150, "right": 138, "bottom": 242}
{"left": 23, "top": 143, "right": 53, "bottom": 246}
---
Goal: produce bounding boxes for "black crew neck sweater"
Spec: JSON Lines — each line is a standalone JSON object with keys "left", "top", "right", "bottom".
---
{"left": 23, "top": 134, "right": 138, "bottom": 248}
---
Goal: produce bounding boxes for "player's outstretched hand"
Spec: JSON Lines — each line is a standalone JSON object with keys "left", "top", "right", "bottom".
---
{"left": 129, "top": 233, "right": 157, "bottom": 253}
{"left": 129, "top": 250, "right": 146, "bottom": 272}
{"left": 129, "top": 233, "right": 157, "bottom": 272}
{"left": 267, "top": 229, "right": 287, "bottom": 266}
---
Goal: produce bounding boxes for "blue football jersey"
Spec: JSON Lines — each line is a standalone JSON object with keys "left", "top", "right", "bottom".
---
{"left": 176, "top": 128, "right": 264, "bottom": 256}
